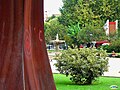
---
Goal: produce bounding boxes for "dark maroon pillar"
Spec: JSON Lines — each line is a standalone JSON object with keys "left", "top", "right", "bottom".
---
{"left": 0, "top": 0, "right": 56, "bottom": 90}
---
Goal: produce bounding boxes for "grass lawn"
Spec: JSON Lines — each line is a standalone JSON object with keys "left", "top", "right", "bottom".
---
{"left": 53, "top": 74, "right": 120, "bottom": 90}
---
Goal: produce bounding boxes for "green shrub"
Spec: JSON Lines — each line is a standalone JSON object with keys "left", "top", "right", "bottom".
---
{"left": 100, "top": 39, "right": 120, "bottom": 53}
{"left": 55, "top": 48, "right": 108, "bottom": 85}
{"left": 100, "top": 45, "right": 114, "bottom": 53}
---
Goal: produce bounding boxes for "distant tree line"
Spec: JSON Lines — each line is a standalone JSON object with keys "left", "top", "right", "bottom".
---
{"left": 44, "top": 0, "right": 120, "bottom": 48}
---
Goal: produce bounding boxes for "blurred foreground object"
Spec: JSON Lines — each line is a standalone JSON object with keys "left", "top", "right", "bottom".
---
{"left": 0, "top": 0, "right": 56, "bottom": 90}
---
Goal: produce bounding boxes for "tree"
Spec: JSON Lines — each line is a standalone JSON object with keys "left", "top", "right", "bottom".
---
{"left": 90, "top": 0, "right": 120, "bottom": 22}
{"left": 65, "top": 23, "right": 81, "bottom": 48}
{"left": 58, "top": 0, "right": 79, "bottom": 26}
{"left": 64, "top": 23, "right": 107, "bottom": 48}
{"left": 45, "top": 14, "right": 56, "bottom": 22}
{"left": 57, "top": 0, "right": 120, "bottom": 47}
{"left": 59, "top": 0, "right": 120, "bottom": 28}
{"left": 44, "top": 17, "right": 67, "bottom": 44}
{"left": 77, "top": 25, "right": 108, "bottom": 44}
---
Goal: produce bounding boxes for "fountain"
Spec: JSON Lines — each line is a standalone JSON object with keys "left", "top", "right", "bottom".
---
{"left": 50, "top": 34, "right": 65, "bottom": 51}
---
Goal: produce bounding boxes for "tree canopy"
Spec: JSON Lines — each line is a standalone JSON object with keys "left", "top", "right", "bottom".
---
{"left": 59, "top": 0, "right": 120, "bottom": 27}
{"left": 44, "top": 0, "right": 120, "bottom": 48}
{"left": 44, "top": 17, "right": 67, "bottom": 44}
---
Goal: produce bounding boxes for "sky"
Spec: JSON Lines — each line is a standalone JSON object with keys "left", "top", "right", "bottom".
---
{"left": 44, "top": 0, "right": 63, "bottom": 16}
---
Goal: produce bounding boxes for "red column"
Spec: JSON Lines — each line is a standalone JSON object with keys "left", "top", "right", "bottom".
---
{"left": 109, "top": 22, "right": 116, "bottom": 34}
{"left": 0, "top": 0, "right": 56, "bottom": 90}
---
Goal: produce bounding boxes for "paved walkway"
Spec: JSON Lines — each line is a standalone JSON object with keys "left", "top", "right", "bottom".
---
{"left": 104, "top": 58, "right": 120, "bottom": 77}
{"left": 50, "top": 60, "right": 59, "bottom": 73}
{"left": 48, "top": 53, "right": 120, "bottom": 77}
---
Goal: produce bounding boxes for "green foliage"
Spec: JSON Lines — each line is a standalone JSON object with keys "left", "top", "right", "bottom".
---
{"left": 59, "top": 0, "right": 120, "bottom": 27}
{"left": 77, "top": 25, "right": 107, "bottom": 43}
{"left": 118, "top": 28, "right": 120, "bottom": 37}
{"left": 57, "top": 0, "right": 118, "bottom": 46}
{"left": 64, "top": 24, "right": 107, "bottom": 48}
{"left": 101, "top": 38, "right": 120, "bottom": 53}
{"left": 65, "top": 23, "right": 81, "bottom": 48}
{"left": 100, "top": 45, "right": 111, "bottom": 53}
{"left": 45, "top": 14, "right": 56, "bottom": 22}
{"left": 90, "top": 0, "right": 120, "bottom": 22}
{"left": 101, "top": 33, "right": 120, "bottom": 53}
{"left": 45, "top": 0, "right": 120, "bottom": 48}
{"left": 44, "top": 17, "right": 67, "bottom": 43}
{"left": 58, "top": 0, "right": 79, "bottom": 26}
{"left": 55, "top": 48, "right": 108, "bottom": 85}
